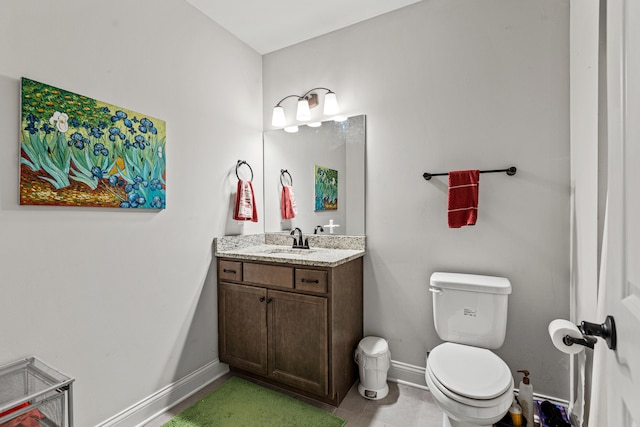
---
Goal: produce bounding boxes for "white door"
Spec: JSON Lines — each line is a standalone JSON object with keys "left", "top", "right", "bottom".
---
{"left": 604, "top": 0, "right": 640, "bottom": 425}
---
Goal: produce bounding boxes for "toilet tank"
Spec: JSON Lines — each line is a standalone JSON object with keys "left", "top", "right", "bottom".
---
{"left": 429, "top": 272, "right": 512, "bottom": 349}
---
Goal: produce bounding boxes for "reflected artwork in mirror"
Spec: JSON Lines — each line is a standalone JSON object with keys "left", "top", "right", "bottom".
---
{"left": 263, "top": 115, "right": 365, "bottom": 236}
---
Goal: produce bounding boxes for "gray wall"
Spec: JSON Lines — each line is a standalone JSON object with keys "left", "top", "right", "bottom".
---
{"left": 264, "top": 0, "right": 571, "bottom": 399}
{"left": 0, "top": 1, "right": 262, "bottom": 425}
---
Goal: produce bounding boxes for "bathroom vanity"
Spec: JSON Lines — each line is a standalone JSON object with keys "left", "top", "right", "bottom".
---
{"left": 214, "top": 234, "right": 365, "bottom": 406}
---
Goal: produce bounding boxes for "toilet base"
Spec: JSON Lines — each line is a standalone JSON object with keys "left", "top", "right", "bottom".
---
{"left": 442, "top": 413, "right": 493, "bottom": 427}
{"left": 357, "top": 382, "right": 389, "bottom": 400}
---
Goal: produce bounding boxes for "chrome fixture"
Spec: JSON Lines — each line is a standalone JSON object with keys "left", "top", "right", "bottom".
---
{"left": 272, "top": 87, "right": 339, "bottom": 127}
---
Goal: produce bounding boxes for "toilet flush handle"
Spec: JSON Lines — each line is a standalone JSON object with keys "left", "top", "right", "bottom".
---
{"left": 428, "top": 287, "right": 443, "bottom": 295}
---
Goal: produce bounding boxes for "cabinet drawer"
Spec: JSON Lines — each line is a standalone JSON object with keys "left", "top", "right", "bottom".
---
{"left": 219, "top": 260, "right": 242, "bottom": 281}
{"left": 244, "top": 263, "right": 294, "bottom": 289}
{"left": 295, "top": 269, "right": 328, "bottom": 293}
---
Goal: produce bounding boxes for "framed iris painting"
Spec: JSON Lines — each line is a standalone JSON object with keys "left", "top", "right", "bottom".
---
{"left": 19, "top": 77, "right": 166, "bottom": 209}
{"left": 314, "top": 165, "right": 338, "bottom": 211}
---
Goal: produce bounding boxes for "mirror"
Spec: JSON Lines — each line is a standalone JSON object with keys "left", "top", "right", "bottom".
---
{"left": 263, "top": 115, "right": 366, "bottom": 236}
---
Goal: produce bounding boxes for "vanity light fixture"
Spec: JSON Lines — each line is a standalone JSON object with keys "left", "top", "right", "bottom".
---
{"left": 296, "top": 97, "right": 311, "bottom": 121}
{"left": 323, "top": 90, "right": 339, "bottom": 115}
{"left": 271, "top": 87, "right": 339, "bottom": 127}
{"left": 272, "top": 105, "right": 287, "bottom": 127}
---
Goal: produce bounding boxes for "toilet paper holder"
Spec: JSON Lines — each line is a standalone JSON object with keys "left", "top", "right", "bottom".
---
{"left": 564, "top": 315, "right": 617, "bottom": 350}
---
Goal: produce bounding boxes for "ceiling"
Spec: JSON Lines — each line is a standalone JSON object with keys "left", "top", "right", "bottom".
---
{"left": 185, "top": 0, "right": 423, "bottom": 55}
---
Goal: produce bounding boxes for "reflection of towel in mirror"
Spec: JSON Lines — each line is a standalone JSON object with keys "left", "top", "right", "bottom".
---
{"left": 447, "top": 170, "right": 480, "bottom": 228}
{"left": 281, "top": 185, "right": 297, "bottom": 220}
{"left": 234, "top": 180, "right": 258, "bottom": 222}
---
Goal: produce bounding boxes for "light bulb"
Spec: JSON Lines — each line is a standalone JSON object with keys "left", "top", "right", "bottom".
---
{"left": 296, "top": 98, "right": 311, "bottom": 121}
{"left": 323, "top": 91, "right": 339, "bottom": 115}
{"left": 284, "top": 125, "right": 299, "bottom": 133}
{"left": 307, "top": 122, "right": 322, "bottom": 128}
{"left": 272, "top": 106, "right": 286, "bottom": 127}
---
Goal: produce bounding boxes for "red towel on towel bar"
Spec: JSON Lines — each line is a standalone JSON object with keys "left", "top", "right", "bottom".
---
{"left": 233, "top": 180, "right": 258, "bottom": 222}
{"left": 448, "top": 170, "right": 480, "bottom": 228}
{"left": 281, "top": 185, "right": 297, "bottom": 220}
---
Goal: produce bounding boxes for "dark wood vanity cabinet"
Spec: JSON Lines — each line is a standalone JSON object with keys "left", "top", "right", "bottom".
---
{"left": 218, "top": 282, "right": 268, "bottom": 375}
{"left": 217, "top": 256, "right": 363, "bottom": 406}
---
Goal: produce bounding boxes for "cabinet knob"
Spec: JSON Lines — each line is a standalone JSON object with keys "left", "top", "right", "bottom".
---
{"left": 267, "top": 298, "right": 273, "bottom": 304}
{"left": 223, "top": 269, "right": 237, "bottom": 274}
{"left": 259, "top": 296, "right": 266, "bottom": 302}
{"left": 301, "top": 278, "right": 320, "bottom": 284}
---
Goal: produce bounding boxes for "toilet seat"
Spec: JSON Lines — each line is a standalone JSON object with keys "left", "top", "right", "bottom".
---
{"left": 428, "top": 342, "right": 512, "bottom": 400}
{"left": 425, "top": 343, "right": 514, "bottom": 426}
{"left": 426, "top": 366, "right": 513, "bottom": 426}
{"left": 426, "top": 363, "right": 512, "bottom": 408}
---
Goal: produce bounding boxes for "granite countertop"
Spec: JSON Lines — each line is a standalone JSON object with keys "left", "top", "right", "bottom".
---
{"left": 214, "top": 233, "right": 366, "bottom": 267}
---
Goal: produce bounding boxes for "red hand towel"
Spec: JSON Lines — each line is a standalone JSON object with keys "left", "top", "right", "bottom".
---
{"left": 0, "top": 402, "right": 30, "bottom": 419}
{"left": 1, "top": 408, "right": 45, "bottom": 427}
{"left": 233, "top": 180, "right": 258, "bottom": 222}
{"left": 281, "top": 185, "right": 297, "bottom": 220}
{"left": 448, "top": 170, "right": 480, "bottom": 228}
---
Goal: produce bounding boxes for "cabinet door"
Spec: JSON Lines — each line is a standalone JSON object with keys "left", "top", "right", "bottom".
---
{"left": 219, "top": 282, "right": 267, "bottom": 375}
{"left": 267, "top": 290, "right": 328, "bottom": 395}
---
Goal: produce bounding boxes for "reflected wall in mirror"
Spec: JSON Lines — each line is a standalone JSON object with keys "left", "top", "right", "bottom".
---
{"left": 264, "top": 115, "right": 366, "bottom": 236}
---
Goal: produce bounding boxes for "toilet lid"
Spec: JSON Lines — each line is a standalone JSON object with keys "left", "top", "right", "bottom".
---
{"left": 428, "top": 342, "right": 512, "bottom": 399}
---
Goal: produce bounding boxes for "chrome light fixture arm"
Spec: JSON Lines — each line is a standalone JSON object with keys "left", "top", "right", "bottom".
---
{"left": 274, "top": 94, "right": 303, "bottom": 108}
{"left": 300, "top": 87, "right": 334, "bottom": 99}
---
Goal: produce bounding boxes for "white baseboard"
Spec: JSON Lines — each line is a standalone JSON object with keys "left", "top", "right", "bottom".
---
{"left": 387, "top": 359, "right": 428, "bottom": 389}
{"left": 96, "top": 357, "right": 569, "bottom": 426}
{"left": 387, "top": 359, "right": 569, "bottom": 408}
{"left": 96, "top": 359, "right": 229, "bottom": 427}
{"left": 520, "top": 389, "right": 570, "bottom": 408}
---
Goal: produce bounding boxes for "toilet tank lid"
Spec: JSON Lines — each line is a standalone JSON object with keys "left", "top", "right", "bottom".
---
{"left": 430, "top": 272, "right": 512, "bottom": 295}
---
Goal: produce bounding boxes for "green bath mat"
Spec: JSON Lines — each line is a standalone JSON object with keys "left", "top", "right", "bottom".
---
{"left": 162, "top": 377, "right": 346, "bottom": 427}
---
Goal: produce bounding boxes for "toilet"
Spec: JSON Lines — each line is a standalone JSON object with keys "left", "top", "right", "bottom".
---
{"left": 426, "top": 272, "right": 514, "bottom": 427}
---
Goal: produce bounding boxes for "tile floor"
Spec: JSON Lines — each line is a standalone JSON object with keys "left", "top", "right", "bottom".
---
{"left": 143, "top": 372, "right": 445, "bottom": 427}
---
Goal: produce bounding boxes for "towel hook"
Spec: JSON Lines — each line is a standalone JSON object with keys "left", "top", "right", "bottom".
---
{"left": 280, "top": 169, "right": 293, "bottom": 186}
{"left": 236, "top": 160, "right": 253, "bottom": 181}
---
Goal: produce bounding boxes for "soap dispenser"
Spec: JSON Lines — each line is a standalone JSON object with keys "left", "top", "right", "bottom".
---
{"left": 517, "top": 370, "right": 534, "bottom": 426}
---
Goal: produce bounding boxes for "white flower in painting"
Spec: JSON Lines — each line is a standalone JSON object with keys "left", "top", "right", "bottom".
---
{"left": 157, "top": 146, "right": 163, "bottom": 158}
{"left": 49, "top": 111, "right": 69, "bottom": 133}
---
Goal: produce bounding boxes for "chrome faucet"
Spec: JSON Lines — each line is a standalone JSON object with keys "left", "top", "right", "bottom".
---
{"left": 290, "top": 228, "right": 309, "bottom": 249}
